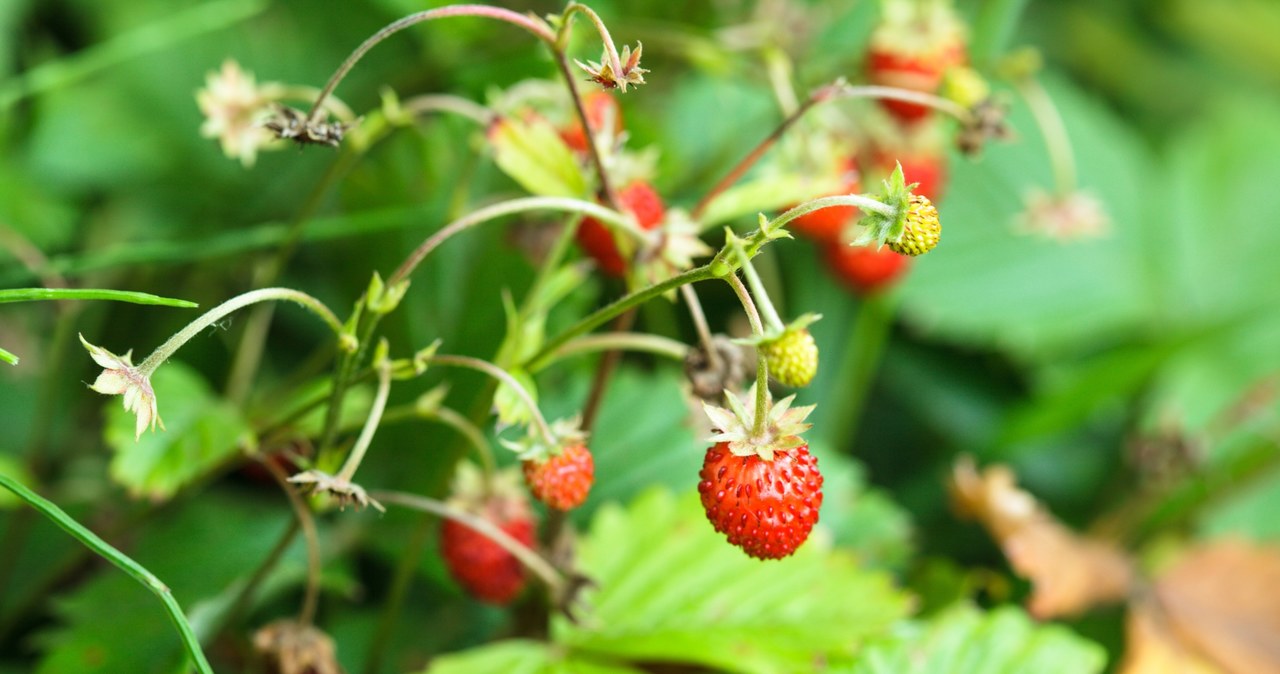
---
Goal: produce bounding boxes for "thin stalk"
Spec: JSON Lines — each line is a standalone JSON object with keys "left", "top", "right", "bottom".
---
{"left": 525, "top": 265, "right": 717, "bottom": 372}
{"left": 1017, "top": 77, "right": 1077, "bottom": 195}
{"left": 388, "top": 196, "right": 632, "bottom": 287}
{"left": 680, "top": 284, "right": 720, "bottom": 372}
{"left": 427, "top": 354, "right": 555, "bottom": 447}
{"left": 579, "top": 309, "right": 634, "bottom": 432}
{"left": 305, "top": 5, "right": 554, "bottom": 125}
{"left": 540, "top": 331, "right": 688, "bottom": 367}
{"left": 424, "top": 406, "right": 496, "bottom": 477}
{"left": 372, "top": 490, "right": 565, "bottom": 594}
{"left": 138, "top": 288, "right": 343, "bottom": 376}
{"left": 0, "top": 475, "right": 214, "bottom": 674}
{"left": 692, "top": 82, "right": 971, "bottom": 219}
{"left": 335, "top": 355, "right": 393, "bottom": 482}
{"left": 553, "top": 50, "right": 621, "bottom": 209}
{"left": 401, "top": 93, "right": 495, "bottom": 125}
{"left": 726, "top": 274, "right": 769, "bottom": 437}
{"left": 733, "top": 241, "right": 785, "bottom": 333}
{"left": 557, "top": 3, "right": 625, "bottom": 81}
{"left": 259, "top": 457, "right": 322, "bottom": 626}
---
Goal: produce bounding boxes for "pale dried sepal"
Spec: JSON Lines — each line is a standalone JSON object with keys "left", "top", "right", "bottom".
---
{"left": 79, "top": 333, "right": 163, "bottom": 441}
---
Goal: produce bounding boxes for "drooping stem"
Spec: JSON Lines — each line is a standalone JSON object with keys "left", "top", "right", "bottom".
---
{"left": 372, "top": 490, "right": 565, "bottom": 594}
{"left": 725, "top": 274, "right": 769, "bottom": 438}
{"left": 138, "top": 288, "right": 344, "bottom": 376}
{"left": 0, "top": 474, "right": 215, "bottom": 674}
{"left": 692, "top": 81, "right": 971, "bottom": 219}
{"left": 427, "top": 354, "right": 556, "bottom": 448}
{"left": 388, "top": 196, "right": 632, "bottom": 286}
{"left": 401, "top": 93, "right": 495, "bottom": 126}
{"left": 553, "top": 50, "right": 621, "bottom": 209}
{"left": 258, "top": 456, "right": 322, "bottom": 626}
{"left": 335, "top": 349, "right": 393, "bottom": 483}
{"left": 305, "top": 5, "right": 555, "bottom": 125}
{"left": 558, "top": 2, "right": 625, "bottom": 83}
{"left": 1016, "top": 76, "right": 1077, "bottom": 195}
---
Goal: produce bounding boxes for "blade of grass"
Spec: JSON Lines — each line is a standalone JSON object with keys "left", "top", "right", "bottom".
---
{"left": 0, "top": 346, "right": 16, "bottom": 366}
{"left": 0, "top": 474, "right": 215, "bottom": 674}
{"left": 0, "top": 288, "right": 197, "bottom": 307}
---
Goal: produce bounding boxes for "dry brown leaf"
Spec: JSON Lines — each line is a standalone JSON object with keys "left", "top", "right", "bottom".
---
{"left": 949, "top": 455, "right": 1134, "bottom": 618}
{"left": 1154, "top": 539, "right": 1280, "bottom": 674}
{"left": 1120, "top": 602, "right": 1222, "bottom": 674}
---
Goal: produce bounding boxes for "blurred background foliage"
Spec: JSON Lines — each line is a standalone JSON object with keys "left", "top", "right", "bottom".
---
{"left": 2, "top": 0, "right": 1280, "bottom": 672}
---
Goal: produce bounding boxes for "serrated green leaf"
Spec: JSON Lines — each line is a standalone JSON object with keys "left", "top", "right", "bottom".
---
{"left": 555, "top": 488, "right": 910, "bottom": 674}
{"left": 420, "top": 640, "right": 645, "bottom": 674}
{"left": 837, "top": 604, "right": 1106, "bottom": 674}
{"left": 489, "top": 114, "right": 589, "bottom": 198}
{"left": 493, "top": 368, "right": 539, "bottom": 428}
{"left": 103, "top": 361, "right": 252, "bottom": 500}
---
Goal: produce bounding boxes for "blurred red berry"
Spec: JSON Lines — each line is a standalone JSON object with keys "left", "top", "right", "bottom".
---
{"left": 788, "top": 158, "right": 862, "bottom": 243}
{"left": 823, "top": 243, "right": 911, "bottom": 295}
{"left": 576, "top": 180, "right": 665, "bottom": 277}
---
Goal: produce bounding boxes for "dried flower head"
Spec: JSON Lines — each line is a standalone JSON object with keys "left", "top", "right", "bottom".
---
{"left": 196, "top": 60, "right": 276, "bottom": 167}
{"left": 576, "top": 43, "right": 647, "bottom": 92}
{"left": 253, "top": 620, "right": 342, "bottom": 674}
{"left": 264, "top": 105, "right": 349, "bottom": 148}
{"left": 287, "top": 470, "right": 384, "bottom": 512}
{"left": 1015, "top": 189, "right": 1110, "bottom": 241}
{"left": 79, "top": 334, "right": 162, "bottom": 441}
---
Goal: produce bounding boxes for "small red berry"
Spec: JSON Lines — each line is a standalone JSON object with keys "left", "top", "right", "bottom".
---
{"left": 523, "top": 442, "right": 595, "bottom": 511}
{"left": 576, "top": 180, "right": 665, "bottom": 277}
{"left": 875, "top": 149, "right": 948, "bottom": 203}
{"left": 788, "top": 159, "right": 862, "bottom": 243}
{"left": 439, "top": 492, "right": 536, "bottom": 605}
{"left": 865, "top": 1, "right": 967, "bottom": 124}
{"left": 698, "top": 441, "right": 823, "bottom": 560}
{"left": 560, "top": 90, "right": 622, "bottom": 154}
{"left": 824, "top": 244, "right": 911, "bottom": 295}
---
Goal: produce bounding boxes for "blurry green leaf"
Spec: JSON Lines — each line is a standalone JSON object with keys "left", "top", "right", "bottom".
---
{"left": 1199, "top": 464, "right": 1280, "bottom": 543}
{"left": 0, "top": 346, "right": 16, "bottom": 365}
{"left": 816, "top": 448, "right": 914, "bottom": 570}
{"left": 258, "top": 377, "right": 375, "bottom": 438}
{"left": 489, "top": 114, "right": 588, "bottom": 198}
{"left": 555, "top": 488, "right": 910, "bottom": 673}
{"left": 0, "top": 455, "right": 34, "bottom": 507}
{"left": 837, "top": 604, "right": 1106, "bottom": 674}
{"left": 104, "top": 362, "right": 252, "bottom": 500}
{"left": 493, "top": 368, "right": 538, "bottom": 428}
{"left": 422, "top": 640, "right": 644, "bottom": 674}
{"left": 0, "top": 287, "right": 196, "bottom": 307}
{"left": 699, "top": 173, "right": 843, "bottom": 229}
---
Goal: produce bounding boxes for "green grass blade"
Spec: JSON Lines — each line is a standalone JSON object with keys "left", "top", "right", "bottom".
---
{"left": 0, "top": 473, "right": 215, "bottom": 674}
{"left": 0, "top": 346, "right": 17, "bottom": 365}
{"left": 0, "top": 288, "right": 198, "bottom": 307}
{"left": 0, "top": 0, "right": 268, "bottom": 109}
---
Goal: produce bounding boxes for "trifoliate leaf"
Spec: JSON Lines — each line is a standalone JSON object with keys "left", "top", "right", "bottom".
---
{"left": 555, "top": 488, "right": 910, "bottom": 673}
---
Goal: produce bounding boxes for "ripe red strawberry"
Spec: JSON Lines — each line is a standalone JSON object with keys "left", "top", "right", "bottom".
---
{"left": 523, "top": 442, "right": 594, "bottom": 511}
{"left": 699, "top": 388, "right": 822, "bottom": 560}
{"left": 788, "top": 159, "right": 862, "bottom": 242}
{"left": 865, "top": 0, "right": 967, "bottom": 124}
{"left": 823, "top": 243, "right": 912, "bottom": 294}
{"left": 560, "top": 90, "right": 622, "bottom": 154}
{"left": 440, "top": 467, "right": 536, "bottom": 604}
{"left": 576, "top": 180, "right": 665, "bottom": 277}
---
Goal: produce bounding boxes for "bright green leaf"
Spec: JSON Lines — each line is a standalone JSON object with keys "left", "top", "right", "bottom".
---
{"left": 556, "top": 489, "right": 910, "bottom": 674}
{"left": 421, "top": 640, "right": 644, "bottom": 674}
{"left": 837, "top": 604, "right": 1106, "bottom": 674}
{"left": 489, "top": 114, "right": 589, "bottom": 198}
{"left": 103, "top": 361, "right": 252, "bottom": 500}
{"left": 0, "top": 287, "right": 196, "bottom": 307}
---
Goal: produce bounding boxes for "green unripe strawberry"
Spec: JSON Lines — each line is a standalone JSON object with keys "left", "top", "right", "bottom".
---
{"left": 760, "top": 328, "right": 818, "bottom": 388}
{"left": 888, "top": 194, "right": 940, "bottom": 256}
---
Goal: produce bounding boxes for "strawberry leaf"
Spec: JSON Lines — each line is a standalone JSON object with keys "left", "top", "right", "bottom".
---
{"left": 420, "top": 640, "right": 644, "bottom": 674}
{"left": 488, "top": 113, "right": 589, "bottom": 198}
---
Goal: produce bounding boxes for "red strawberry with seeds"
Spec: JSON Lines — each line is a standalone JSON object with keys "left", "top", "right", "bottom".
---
{"left": 523, "top": 442, "right": 595, "bottom": 511}
{"left": 576, "top": 180, "right": 665, "bottom": 277}
{"left": 824, "top": 243, "right": 912, "bottom": 295}
{"left": 440, "top": 466, "right": 537, "bottom": 604}
{"left": 699, "top": 387, "right": 822, "bottom": 559}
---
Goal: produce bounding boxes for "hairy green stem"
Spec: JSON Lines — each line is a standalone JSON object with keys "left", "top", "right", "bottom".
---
{"left": 335, "top": 351, "right": 393, "bottom": 482}
{"left": 305, "top": 5, "right": 554, "bottom": 125}
{"left": 541, "top": 331, "right": 688, "bottom": 367}
{"left": 138, "top": 288, "right": 343, "bottom": 376}
{"left": 732, "top": 241, "right": 785, "bottom": 333}
{"left": 258, "top": 457, "right": 322, "bottom": 626}
{"left": 726, "top": 274, "right": 769, "bottom": 437}
{"left": 388, "top": 196, "right": 632, "bottom": 287}
{"left": 0, "top": 474, "right": 214, "bottom": 674}
{"left": 679, "top": 284, "right": 720, "bottom": 371}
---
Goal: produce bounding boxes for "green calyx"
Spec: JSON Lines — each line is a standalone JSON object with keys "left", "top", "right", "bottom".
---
{"left": 852, "top": 162, "right": 913, "bottom": 249}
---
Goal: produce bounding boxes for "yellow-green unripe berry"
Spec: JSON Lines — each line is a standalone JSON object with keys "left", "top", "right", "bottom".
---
{"left": 760, "top": 328, "right": 818, "bottom": 388}
{"left": 888, "top": 194, "right": 941, "bottom": 256}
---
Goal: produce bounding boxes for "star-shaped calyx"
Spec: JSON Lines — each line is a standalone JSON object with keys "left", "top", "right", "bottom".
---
{"left": 80, "top": 334, "right": 163, "bottom": 441}
{"left": 576, "top": 43, "right": 647, "bottom": 92}
{"left": 702, "top": 385, "right": 814, "bottom": 461}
